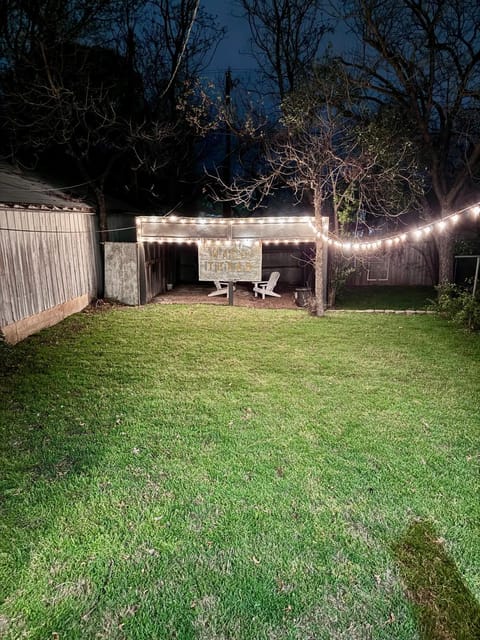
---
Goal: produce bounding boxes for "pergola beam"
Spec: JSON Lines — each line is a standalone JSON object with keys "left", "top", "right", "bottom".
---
{"left": 136, "top": 216, "right": 324, "bottom": 243}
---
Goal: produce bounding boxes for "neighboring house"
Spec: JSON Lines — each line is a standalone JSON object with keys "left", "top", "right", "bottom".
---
{"left": 0, "top": 163, "right": 100, "bottom": 343}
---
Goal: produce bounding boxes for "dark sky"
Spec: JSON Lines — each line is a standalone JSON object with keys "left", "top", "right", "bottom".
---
{"left": 203, "top": 1, "right": 351, "bottom": 75}
{"left": 205, "top": 0, "right": 251, "bottom": 73}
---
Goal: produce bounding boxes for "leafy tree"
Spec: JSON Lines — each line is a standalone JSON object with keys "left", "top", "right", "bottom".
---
{"left": 0, "top": 1, "right": 128, "bottom": 235}
{"left": 139, "top": 0, "right": 224, "bottom": 115}
{"left": 1, "top": 1, "right": 143, "bottom": 232}
{"left": 343, "top": 0, "right": 480, "bottom": 282}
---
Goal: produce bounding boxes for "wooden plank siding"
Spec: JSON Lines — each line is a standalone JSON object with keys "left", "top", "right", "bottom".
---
{"left": 104, "top": 242, "right": 166, "bottom": 306}
{"left": 347, "top": 242, "right": 436, "bottom": 286}
{"left": 0, "top": 206, "right": 100, "bottom": 334}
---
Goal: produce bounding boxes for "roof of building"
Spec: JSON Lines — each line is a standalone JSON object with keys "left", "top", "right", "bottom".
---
{"left": 0, "top": 163, "right": 93, "bottom": 211}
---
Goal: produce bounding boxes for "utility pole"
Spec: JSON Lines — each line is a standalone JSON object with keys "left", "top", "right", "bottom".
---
{"left": 222, "top": 68, "right": 233, "bottom": 217}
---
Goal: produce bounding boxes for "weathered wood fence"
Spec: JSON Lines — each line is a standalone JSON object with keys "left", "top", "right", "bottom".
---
{"left": 347, "top": 242, "right": 436, "bottom": 286}
{"left": 0, "top": 206, "right": 100, "bottom": 343}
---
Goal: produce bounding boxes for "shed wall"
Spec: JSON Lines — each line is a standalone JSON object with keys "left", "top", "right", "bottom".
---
{"left": 104, "top": 242, "right": 166, "bottom": 306}
{"left": 104, "top": 242, "right": 141, "bottom": 305}
{"left": 0, "top": 207, "right": 99, "bottom": 341}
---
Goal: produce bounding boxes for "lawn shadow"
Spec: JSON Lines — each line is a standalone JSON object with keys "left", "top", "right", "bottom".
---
{"left": 394, "top": 520, "right": 480, "bottom": 640}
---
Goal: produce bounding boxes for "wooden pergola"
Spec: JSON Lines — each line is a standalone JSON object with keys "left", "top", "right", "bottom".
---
{"left": 136, "top": 215, "right": 329, "bottom": 311}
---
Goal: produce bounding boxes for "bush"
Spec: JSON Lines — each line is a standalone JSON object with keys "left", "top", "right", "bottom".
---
{"left": 432, "top": 283, "right": 480, "bottom": 331}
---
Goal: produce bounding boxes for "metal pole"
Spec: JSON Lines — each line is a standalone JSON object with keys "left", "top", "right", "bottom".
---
{"left": 223, "top": 69, "right": 233, "bottom": 217}
{"left": 473, "top": 257, "right": 479, "bottom": 297}
{"left": 228, "top": 281, "right": 234, "bottom": 305}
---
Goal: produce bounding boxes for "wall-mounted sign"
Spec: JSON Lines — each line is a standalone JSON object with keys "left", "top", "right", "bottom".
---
{"left": 198, "top": 239, "right": 262, "bottom": 282}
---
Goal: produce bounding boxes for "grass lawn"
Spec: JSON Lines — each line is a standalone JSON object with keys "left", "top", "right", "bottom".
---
{"left": 0, "top": 305, "right": 479, "bottom": 639}
{"left": 335, "top": 286, "right": 436, "bottom": 310}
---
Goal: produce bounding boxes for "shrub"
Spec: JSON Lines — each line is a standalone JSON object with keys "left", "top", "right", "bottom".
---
{"left": 432, "top": 283, "right": 480, "bottom": 331}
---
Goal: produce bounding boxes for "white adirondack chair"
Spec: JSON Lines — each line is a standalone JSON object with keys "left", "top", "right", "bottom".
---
{"left": 253, "top": 271, "right": 281, "bottom": 299}
{"left": 208, "top": 281, "right": 235, "bottom": 297}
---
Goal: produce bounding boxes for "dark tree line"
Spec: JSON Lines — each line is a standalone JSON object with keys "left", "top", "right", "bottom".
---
{"left": 0, "top": 0, "right": 224, "bottom": 237}
{"left": 343, "top": 0, "right": 480, "bottom": 283}
{"left": 221, "top": 0, "right": 480, "bottom": 311}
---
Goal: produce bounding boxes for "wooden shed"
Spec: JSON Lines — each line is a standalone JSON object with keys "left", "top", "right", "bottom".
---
{"left": 0, "top": 164, "right": 100, "bottom": 343}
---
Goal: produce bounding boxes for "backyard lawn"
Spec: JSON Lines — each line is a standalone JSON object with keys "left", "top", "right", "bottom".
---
{"left": 0, "top": 304, "right": 479, "bottom": 639}
{"left": 335, "top": 286, "right": 436, "bottom": 310}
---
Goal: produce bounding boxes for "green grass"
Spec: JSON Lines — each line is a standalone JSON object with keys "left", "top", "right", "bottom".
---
{"left": 335, "top": 286, "right": 436, "bottom": 310}
{"left": 0, "top": 305, "right": 479, "bottom": 639}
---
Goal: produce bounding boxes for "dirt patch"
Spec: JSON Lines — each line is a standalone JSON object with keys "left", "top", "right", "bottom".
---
{"left": 152, "top": 283, "right": 303, "bottom": 310}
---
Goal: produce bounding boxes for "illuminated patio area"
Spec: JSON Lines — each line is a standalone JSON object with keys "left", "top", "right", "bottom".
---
{"left": 151, "top": 282, "right": 301, "bottom": 309}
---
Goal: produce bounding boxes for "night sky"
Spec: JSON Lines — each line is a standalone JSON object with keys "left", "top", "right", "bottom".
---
{"left": 203, "top": 1, "right": 351, "bottom": 75}
{"left": 205, "top": 0, "right": 251, "bottom": 73}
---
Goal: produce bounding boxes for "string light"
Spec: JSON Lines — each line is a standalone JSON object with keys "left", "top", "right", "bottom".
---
{"left": 335, "top": 203, "right": 479, "bottom": 252}
{"left": 139, "top": 215, "right": 316, "bottom": 226}
{"left": 137, "top": 202, "right": 480, "bottom": 252}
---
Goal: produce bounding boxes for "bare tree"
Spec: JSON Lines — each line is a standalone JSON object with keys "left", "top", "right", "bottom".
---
{"left": 0, "top": 0, "right": 129, "bottom": 236}
{"left": 138, "top": 1, "right": 225, "bottom": 115}
{"left": 0, "top": 0, "right": 225, "bottom": 228}
{"left": 237, "top": 0, "right": 331, "bottom": 100}
{"left": 213, "top": 63, "right": 422, "bottom": 312}
{"left": 343, "top": 0, "right": 480, "bottom": 283}
{"left": 132, "top": 0, "right": 226, "bottom": 203}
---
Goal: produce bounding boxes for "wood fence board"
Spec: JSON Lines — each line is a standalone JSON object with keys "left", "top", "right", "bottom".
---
{"left": 348, "top": 243, "right": 435, "bottom": 286}
{"left": 0, "top": 207, "right": 99, "bottom": 329}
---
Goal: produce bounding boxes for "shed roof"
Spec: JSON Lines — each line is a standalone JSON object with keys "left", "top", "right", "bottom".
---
{"left": 137, "top": 215, "right": 328, "bottom": 243}
{"left": 0, "top": 163, "right": 93, "bottom": 211}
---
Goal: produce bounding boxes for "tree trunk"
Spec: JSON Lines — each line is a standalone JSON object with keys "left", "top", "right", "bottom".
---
{"left": 93, "top": 186, "right": 108, "bottom": 298}
{"left": 313, "top": 187, "right": 326, "bottom": 316}
{"left": 436, "top": 230, "right": 455, "bottom": 284}
{"left": 93, "top": 186, "right": 109, "bottom": 244}
{"left": 327, "top": 283, "right": 336, "bottom": 309}
{"left": 315, "top": 237, "right": 325, "bottom": 316}
{"left": 327, "top": 251, "right": 336, "bottom": 308}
